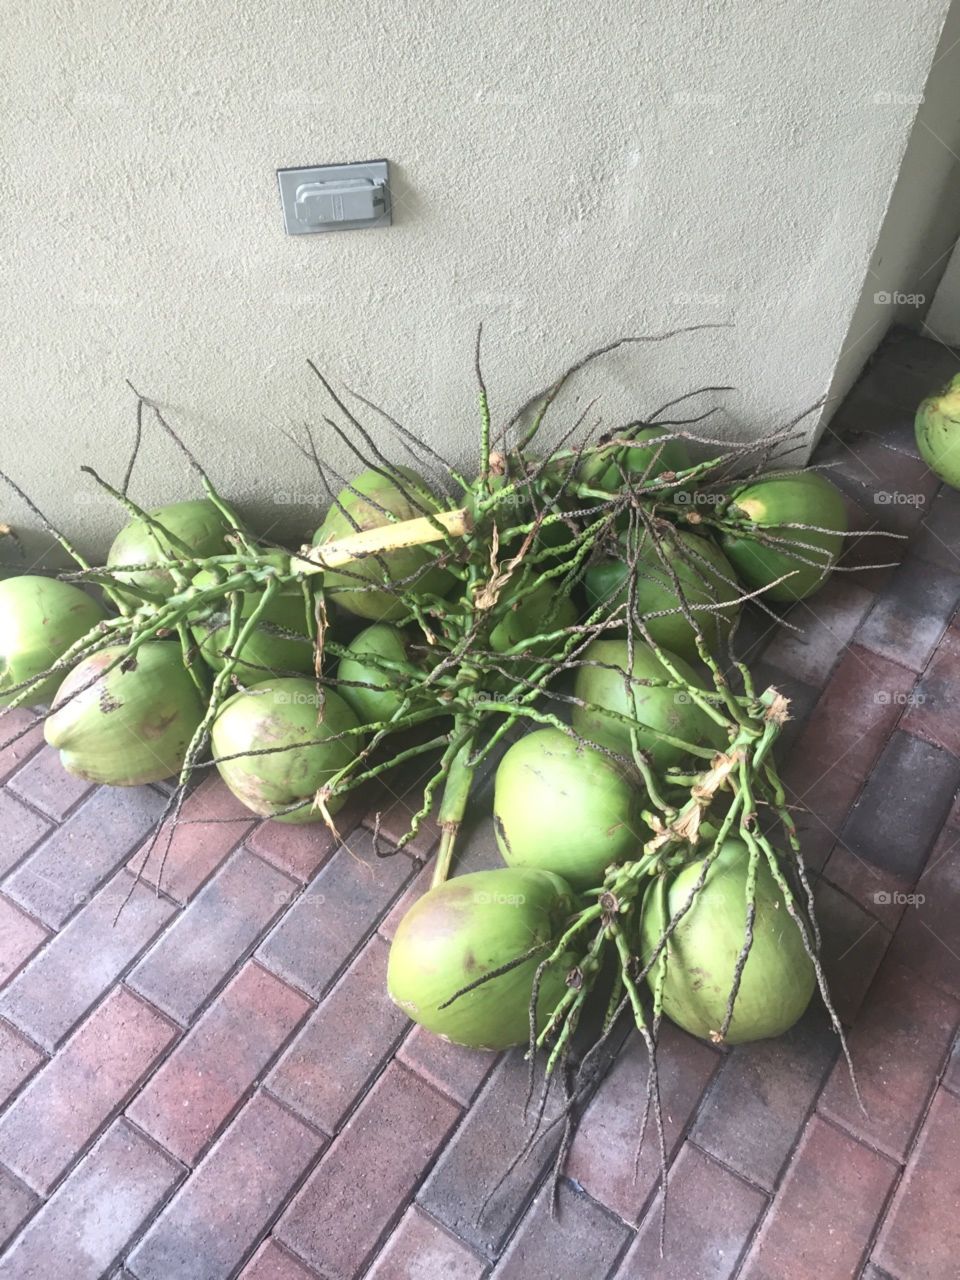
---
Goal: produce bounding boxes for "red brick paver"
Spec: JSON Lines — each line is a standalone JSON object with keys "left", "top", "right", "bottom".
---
{"left": 362, "top": 792, "right": 442, "bottom": 861}
{"left": 6, "top": 786, "right": 166, "bottom": 929}
{"left": 239, "top": 1240, "right": 320, "bottom": 1279}
{"left": 739, "top": 1116, "right": 898, "bottom": 1280}
{"left": 791, "top": 643, "right": 917, "bottom": 775}
{"left": 817, "top": 957, "right": 960, "bottom": 1161}
{"left": 814, "top": 878, "right": 893, "bottom": 1023}
{"left": 245, "top": 816, "right": 344, "bottom": 884}
{"left": 0, "top": 1167, "right": 38, "bottom": 1254}
{"left": 0, "top": 870, "right": 174, "bottom": 1050}
{"left": 7, "top": 743, "right": 96, "bottom": 820}
{"left": 275, "top": 1063, "right": 460, "bottom": 1278}
{"left": 0, "top": 987, "right": 176, "bottom": 1194}
{"left": 128, "top": 774, "right": 256, "bottom": 903}
{"left": 127, "top": 1091, "right": 322, "bottom": 1280}
{"left": 267, "top": 934, "right": 408, "bottom": 1134}
{"left": 873, "top": 1087, "right": 960, "bottom": 1279}
{"left": 617, "top": 1142, "right": 767, "bottom": 1279}
{"left": 762, "top": 579, "right": 875, "bottom": 686}
{"left": 416, "top": 1048, "right": 569, "bottom": 1259}
{"left": 127, "top": 848, "right": 297, "bottom": 1026}
{"left": 396, "top": 1022, "right": 499, "bottom": 1108}
{"left": 366, "top": 1205, "right": 485, "bottom": 1279}
{"left": 821, "top": 843, "right": 913, "bottom": 929}
{"left": 0, "top": 896, "right": 48, "bottom": 988}
{"left": 127, "top": 961, "right": 311, "bottom": 1165}
{"left": 0, "top": 1121, "right": 182, "bottom": 1280}
{"left": 0, "top": 1023, "right": 45, "bottom": 1109}
{"left": 496, "top": 1180, "right": 630, "bottom": 1279}
{"left": 857, "top": 555, "right": 960, "bottom": 672}
{"left": 885, "top": 820, "right": 960, "bottom": 998}
{"left": 842, "top": 730, "right": 960, "bottom": 881}
{"left": 690, "top": 1006, "right": 837, "bottom": 1191}
{"left": 913, "top": 487, "right": 960, "bottom": 573}
{"left": 0, "top": 793, "right": 50, "bottom": 879}
{"left": 256, "top": 827, "right": 415, "bottom": 999}
{"left": 901, "top": 623, "right": 960, "bottom": 755}
{"left": 0, "top": 711, "right": 44, "bottom": 783}
{"left": 567, "top": 1024, "right": 719, "bottom": 1225}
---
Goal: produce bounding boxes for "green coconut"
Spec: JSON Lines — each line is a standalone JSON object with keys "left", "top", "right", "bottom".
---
{"left": 189, "top": 554, "right": 315, "bottom": 684}
{"left": 580, "top": 426, "right": 692, "bottom": 493}
{"left": 572, "top": 637, "right": 725, "bottom": 769}
{"left": 489, "top": 574, "right": 579, "bottom": 662}
{"left": 211, "top": 679, "right": 361, "bottom": 823}
{"left": 45, "top": 641, "right": 205, "bottom": 784}
{"left": 312, "top": 467, "right": 455, "bottom": 620}
{"left": 719, "top": 472, "right": 846, "bottom": 602}
{"left": 387, "top": 867, "right": 578, "bottom": 1049}
{"left": 915, "top": 373, "right": 960, "bottom": 489}
{"left": 0, "top": 576, "right": 105, "bottom": 707}
{"left": 585, "top": 528, "right": 741, "bottom": 661}
{"left": 639, "top": 837, "right": 815, "bottom": 1044}
{"left": 494, "top": 729, "right": 646, "bottom": 889}
{"left": 337, "top": 623, "right": 421, "bottom": 725}
{"left": 107, "top": 499, "right": 235, "bottom": 603}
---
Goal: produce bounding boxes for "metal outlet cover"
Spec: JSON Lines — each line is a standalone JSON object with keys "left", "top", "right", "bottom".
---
{"left": 277, "top": 160, "right": 392, "bottom": 235}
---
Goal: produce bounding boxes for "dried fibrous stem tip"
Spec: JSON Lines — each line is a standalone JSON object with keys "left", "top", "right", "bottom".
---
{"left": 762, "top": 690, "right": 791, "bottom": 725}
{"left": 668, "top": 806, "right": 703, "bottom": 846}
{"left": 693, "top": 748, "right": 745, "bottom": 801}
{"left": 314, "top": 788, "right": 342, "bottom": 841}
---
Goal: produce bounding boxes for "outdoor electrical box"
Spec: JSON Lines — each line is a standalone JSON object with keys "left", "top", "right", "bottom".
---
{"left": 277, "top": 160, "right": 392, "bottom": 235}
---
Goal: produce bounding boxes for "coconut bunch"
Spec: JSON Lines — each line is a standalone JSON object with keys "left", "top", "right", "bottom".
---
{"left": 377, "top": 431, "right": 867, "bottom": 1226}
{"left": 281, "top": 338, "right": 864, "bottom": 883}
{"left": 0, "top": 330, "right": 899, "bottom": 1231}
{"left": 0, "top": 328, "right": 882, "bottom": 949}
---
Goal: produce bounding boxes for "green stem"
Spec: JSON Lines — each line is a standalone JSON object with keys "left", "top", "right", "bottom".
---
{"left": 431, "top": 723, "right": 477, "bottom": 887}
{"left": 472, "top": 699, "right": 717, "bottom": 762}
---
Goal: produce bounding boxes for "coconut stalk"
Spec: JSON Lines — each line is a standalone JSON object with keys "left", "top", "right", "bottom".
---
{"left": 299, "top": 506, "right": 472, "bottom": 571}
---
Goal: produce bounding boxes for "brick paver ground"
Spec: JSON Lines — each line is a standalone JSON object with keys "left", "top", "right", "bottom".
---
{"left": 2, "top": 327, "right": 959, "bottom": 1278}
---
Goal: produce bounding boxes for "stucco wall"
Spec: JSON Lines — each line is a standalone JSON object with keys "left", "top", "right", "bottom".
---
{"left": 0, "top": 0, "right": 953, "bottom": 563}
{"left": 926, "top": 241, "right": 960, "bottom": 345}
{"left": 824, "top": 0, "right": 960, "bottom": 417}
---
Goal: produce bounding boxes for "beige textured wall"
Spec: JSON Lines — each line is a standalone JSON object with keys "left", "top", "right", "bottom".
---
{"left": 0, "top": 0, "right": 953, "bottom": 565}
{"left": 926, "top": 241, "right": 960, "bottom": 346}
{"left": 825, "top": 0, "right": 960, "bottom": 416}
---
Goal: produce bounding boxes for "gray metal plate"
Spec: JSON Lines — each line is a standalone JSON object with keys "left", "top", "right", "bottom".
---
{"left": 277, "top": 160, "right": 392, "bottom": 235}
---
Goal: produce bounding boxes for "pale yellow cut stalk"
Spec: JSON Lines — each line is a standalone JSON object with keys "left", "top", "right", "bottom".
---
{"left": 297, "top": 507, "right": 472, "bottom": 574}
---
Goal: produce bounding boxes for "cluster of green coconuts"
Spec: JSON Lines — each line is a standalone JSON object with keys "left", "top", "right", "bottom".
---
{"left": 384, "top": 438, "right": 849, "bottom": 1051}
{"left": 0, "top": 462, "right": 566, "bottom": 809}
{"left": 7, "top": 397, "right": 923, "bottom": 1056}
{"left": 1, "top": 475, "right": 419, "bottom": 816}
{"left": 393, "top": 378, "right": 960, "bottom": 1057}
